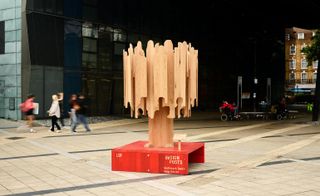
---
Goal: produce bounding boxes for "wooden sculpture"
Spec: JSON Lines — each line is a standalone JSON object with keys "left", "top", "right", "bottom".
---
{"left": 123, "top": 40, "right": 198, "bottom": 148}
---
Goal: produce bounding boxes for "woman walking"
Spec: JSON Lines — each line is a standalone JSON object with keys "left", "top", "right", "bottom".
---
{"left": 48, "top": 94, "right": 61, "bottom": 133}
{"left": 57, "top": 92, "right": 65, "bottom": 127}
{"left": 20, "top": 94, "right": 36, "bottom": 133}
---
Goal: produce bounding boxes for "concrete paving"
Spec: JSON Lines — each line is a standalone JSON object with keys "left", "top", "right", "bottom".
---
{"left": 0, "top": 111, "right": 320, "bottom": 195}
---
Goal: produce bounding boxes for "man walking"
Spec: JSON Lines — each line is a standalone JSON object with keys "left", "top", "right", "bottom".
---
{"left": 71, "top": 94, "right": 91, "bottom": 133}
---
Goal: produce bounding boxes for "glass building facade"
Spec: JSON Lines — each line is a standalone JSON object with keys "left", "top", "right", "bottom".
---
{"left": 0, "top": 0, "right": 187, "bottom": 119}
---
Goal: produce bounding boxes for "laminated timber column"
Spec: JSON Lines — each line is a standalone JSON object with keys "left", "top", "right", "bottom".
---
{"left": 123, "top": 40, "right": 198, "bottom": 148}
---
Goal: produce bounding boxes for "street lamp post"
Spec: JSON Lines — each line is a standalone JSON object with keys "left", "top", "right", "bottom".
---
{"left": 253, "top": 77, "right": 258, "bottom": 112}
{"left": 253, "top": 39, "right": 257, "bottom": 112}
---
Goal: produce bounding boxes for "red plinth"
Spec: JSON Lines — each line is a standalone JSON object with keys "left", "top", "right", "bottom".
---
{"left": 112, "top": 141, "right": 204, "bottom": 175}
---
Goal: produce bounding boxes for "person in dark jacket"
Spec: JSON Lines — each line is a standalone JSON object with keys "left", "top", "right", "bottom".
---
{"left": 69, "top": 94, "right": 78, "bottom": 128}
{"left": 71, "top": 94, "right": 91, "bottom": 132}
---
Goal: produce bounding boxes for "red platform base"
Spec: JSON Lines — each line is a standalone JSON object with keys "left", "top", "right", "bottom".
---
{"left": 112, "top": 141, "right": 205, "bottom": 175}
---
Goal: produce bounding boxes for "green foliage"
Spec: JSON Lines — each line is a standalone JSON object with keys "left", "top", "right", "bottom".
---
{"left": 301, "top": 29, "right": 320, "bottom": 64}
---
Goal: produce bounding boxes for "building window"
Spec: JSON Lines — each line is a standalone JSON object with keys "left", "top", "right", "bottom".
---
{"left": 301, "top": 72, "right": 307, "bottom": 83}
{"left": 285, "top": 34, "right": 290, "bottom": 40}
{"left": 301, "top": 58, "right": 308, "bottom": 69}
{"left": 297, "top": 32, "right": 304, "bottom": 40}
{"left": 113, "top": 29, "right": 126, "bottom": 42}
{"left": 290, "top": 44, "right": 296, "bottom": 55}
{"left": 82, "top": 22, "right": 98, "bottom": 38}
{"left": 289, "top": 59, "right": 296, "bottom": 69}
{"left": 313, "top": 60, "right": 318, "bottom": 69}
{"left": 313, "top": 72, "right": 317, "bottom": 83}
{"left": 0, "top": 21, "right": 4, "bottom": 54}
{"left": 82, "top": 52, "right": 97, "bottom": 68}
{"left": 83, "top": 38, "right": 97, "bottom": 52}
{"left": 289, "top": 72, "right": 295, "bottom": 81}
{"left": 82, "top": 23, "right": 97, "bottom": 69}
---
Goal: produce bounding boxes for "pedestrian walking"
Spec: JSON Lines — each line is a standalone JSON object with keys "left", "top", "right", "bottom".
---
{"left": 19, "top": 94, "right": 36, "bottom": 133}
{"left": 48, "top": 94, "right": 61, "bottom": 133}
{"left": 71, "top": 94, "right": 91, "bottom": 133}
{"left": 69, "top": 94, "right": 78, "bottom": 129}
{"left": 57, "top": 92, "right": 65, "bottom": 127}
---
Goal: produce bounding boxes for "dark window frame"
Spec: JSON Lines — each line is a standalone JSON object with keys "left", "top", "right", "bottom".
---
{"left": 0, "top": 21, "right": 4, "bottom": 54}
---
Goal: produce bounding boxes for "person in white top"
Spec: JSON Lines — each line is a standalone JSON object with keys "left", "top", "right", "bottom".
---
{"left": 48, "top": 94, "right": 61, "bottom": 132}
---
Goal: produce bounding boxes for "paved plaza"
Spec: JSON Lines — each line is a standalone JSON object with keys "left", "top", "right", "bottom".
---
{"left": 0, "top": 112, "right": 320, "bottom": 195}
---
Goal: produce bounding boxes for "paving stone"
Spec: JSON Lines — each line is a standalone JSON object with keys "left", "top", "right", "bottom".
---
{"left": 0, "top": 112, "right": 320, "bottom": 195}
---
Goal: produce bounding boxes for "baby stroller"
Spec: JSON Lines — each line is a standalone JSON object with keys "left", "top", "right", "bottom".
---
{"left": 219, "top": 101, "right": 239, "bottom": 121}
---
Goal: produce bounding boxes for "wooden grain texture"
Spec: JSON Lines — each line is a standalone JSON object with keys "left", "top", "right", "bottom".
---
{"left": 123, "top": 40, "right": 198, "bottom": 147}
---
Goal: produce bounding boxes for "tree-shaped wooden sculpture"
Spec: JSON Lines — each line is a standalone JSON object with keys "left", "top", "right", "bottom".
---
{"left": 123, "top": 40, "right": 198, "bottom": 148}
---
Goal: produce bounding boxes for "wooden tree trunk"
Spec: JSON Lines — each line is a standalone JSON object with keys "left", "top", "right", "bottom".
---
{"left": 312, "top": 61, "right": 320, "bottom": 121}
{"left": 146, "top": 106, "right": 173, "bottom": 148}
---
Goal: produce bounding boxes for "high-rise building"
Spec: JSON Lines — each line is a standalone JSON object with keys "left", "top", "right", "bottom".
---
{"left": 285, "top": 27, "right": 318, "bottom": 95}
{"left": 0, "top": 0, "right": 188, "bottom": 120}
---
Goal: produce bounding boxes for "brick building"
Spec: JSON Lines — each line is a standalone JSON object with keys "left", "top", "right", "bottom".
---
{"left": 285, "top": 27, "right": 318, "bottom": 95}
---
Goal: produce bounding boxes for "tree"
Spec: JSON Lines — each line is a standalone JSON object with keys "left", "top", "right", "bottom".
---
{"left": 301, "top": 30, "right": 320, "bottom": 121}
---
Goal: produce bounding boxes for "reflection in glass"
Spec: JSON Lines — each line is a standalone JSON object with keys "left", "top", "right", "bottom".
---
{"left": 83, "top": 38, "right": 97, "bottom": 52}
{"left": 82, "top": 22, "right": 98, "bottom": 38}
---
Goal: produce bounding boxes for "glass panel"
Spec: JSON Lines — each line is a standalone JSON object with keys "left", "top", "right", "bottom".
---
{"left": 83, "top": 38, "right": 97, "bottom": 52}
{"left": 313, "top": 60, "right": 318, "bottom": 68}
{"left": 289, "top": 59, "right": 295, "bottom": 69}
{"left": 99, "top": 26, "right": 112, "bottom": 42}
{"left": 113, "top": 29, "right": 126, "bottom": 42}
{"left": 0, "top": 0, "right": 15, "bottom": 9}
{"left": 301, "top": 59, "right": 308, "bottom": 69}
{"left": 82, "top": 22, "right": 98, "bottom": 38}
{"left": 5, "top": 19, "right": 15, "bottom": 31}
{"left": 87, "top": 79, "right": 96, "bottom": 97}
{"left": 297, "top": 33, "right": 304, "bottom": 40}
{"left": 27, "top": 14, "right": 63, "bottom": 66}
{"left": 82, "top": 52, "right": 97, "bottom": 68}
{"left": 290, "top": 45, "right": 295, "bottom": 55}
{"left": 5, "top": 31, "right": 15, "bottom": 42}
{"left": 98, "top": 49, "right": 112, "bottom": 69}
{"left": 114, "top": 42, "right": 125, "bottom": 55}
{"left": 98, "top": 40, "right": 112, "bottom": 70}
{"left": 289, "top": 73, "right": 295, "bottom": 81}
{"left": 301, "top": 73, "right": 307, "bottom": 83}
{"left": 16, "top": 29, "right": 20, "bottom": 41}
{"left": 97, "top": 79, "right": 112, "bottom": 114}
{"left": 83, "top": 6, "right": 97, "bottom": 21}
{"left": 87, "top": 79, "right": 97, "bottom": 115}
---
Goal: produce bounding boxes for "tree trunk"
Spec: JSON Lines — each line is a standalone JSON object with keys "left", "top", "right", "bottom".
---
{"left": 312, "top": 61, "right": 320, "bottom": 121}
{"left": 146, "top": 106, "right": 174, "bottom": 148}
